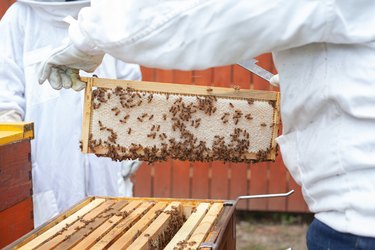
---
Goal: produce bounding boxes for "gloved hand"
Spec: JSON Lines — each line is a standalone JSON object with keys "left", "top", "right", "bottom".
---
{"left": 38, "top": 41, "right": 104, "bottom": 91}
{"left": 269, "top": 74, "right": 280, "bottom": 87}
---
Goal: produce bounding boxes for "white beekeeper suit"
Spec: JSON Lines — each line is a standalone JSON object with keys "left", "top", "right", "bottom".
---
{"left": 0, "top": 0, "right": 142, "bottom": 227}
{"left": 38, "top": 0, "right": 375, "bottom": 239}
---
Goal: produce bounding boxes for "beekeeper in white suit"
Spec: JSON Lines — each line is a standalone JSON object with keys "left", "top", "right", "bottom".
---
{"left": 38, "top": 0, "right": 375, "bottom": 248}
{"left": 0, "top": 0, "right": 142, "bottom": 227}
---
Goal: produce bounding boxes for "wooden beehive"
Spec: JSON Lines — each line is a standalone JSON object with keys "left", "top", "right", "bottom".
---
{"left": 0, "top": 122, "right": 34, "bottom": 248}
{"left": 5, "top": 197, "right": 236, "bottom": 250}
{"left": 81, "top": 77, "right": 280, "bottom": 164}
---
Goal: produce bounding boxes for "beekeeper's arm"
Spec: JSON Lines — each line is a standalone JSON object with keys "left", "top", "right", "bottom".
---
{"left": 0, "top": 4, "right": 26, "bottom": 122}
{"left": 39, "top": 0, "right": 359, "bottom": 88}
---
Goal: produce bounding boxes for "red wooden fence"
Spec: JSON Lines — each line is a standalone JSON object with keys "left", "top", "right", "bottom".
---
{"left": 0, "top": 1, "right": 309, "bottom": 213}
{"left": 0, "top": 0, "right": 14, "bottom": 19}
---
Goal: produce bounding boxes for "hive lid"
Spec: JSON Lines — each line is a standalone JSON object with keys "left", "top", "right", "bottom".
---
{"left": 0, "top": 122, "right": 34, "bottom": 146}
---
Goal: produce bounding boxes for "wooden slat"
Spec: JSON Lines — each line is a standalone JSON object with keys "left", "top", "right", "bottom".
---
{"left": 35, "top": 200, "right": 116, "bottom": 250}
{"left": 54, "top": 200, "right": 128, "bottom": 250}
{"left": 268, "top": 155, "right": 288, "bottom": 211}
{"left": 270, "top": 92, "right": 281, "bottom": 160}
{"left": 201, "top": 205, "right": 234, "bottom": 249}
{"left": 18, "top": 198, "right": 105, "bottom": 250}
{"left": 155, "top": 69, "right": 174, "bottom": 83}
{"left": 191, "top": 162, "right": 210, "bottom": 199}
{"left": 0, "top": 163, "right": 30, "bottom": 188}
{"left": 201, "top": 210, "right": 236, "bottom": 250}
{"left": 210, "top": 162, "right": 229, "bottom": 200}
{"left": 128, "top": 202, "right": 182, "bottom": 250}
{"left": 171, "top": 160, "right": 190, "bottom": 198}
{"left": 0, "top": 139, "right": 30, "bottom": 173}
{"left": 229, "top": 163, "right": 248, "bottom": 210}
{"left": 133, "top": 164, "right": 152, "bottom": 197}
{"left": 81, "top": 77, "right": 94, "bottom": 153}
{"left": 287, "top": 173, "right": 309, "bottom": 212}
{"left": 91, "top": 201, "right": 155, "bottom": 250}
{"left": 153, "top": 161, "right": 172, "bottom": 198}
{"left": 71, "top": 200, "right": 141, "bottom": 250}
{"left": 80, "top": 77, "right": 278, "bottom": 101}
{"left": 0, "top": 140, "right": 31, "bottom": 211}
{"left": 107, "top": 202, "right": 168, "bottom": 250}
{"left": 248, "top": 163, "right": 269, "bottom": 210}
{"left": 213, "top": 65, "right": 232, "bottom": 88}
{"left": 165, "top": 202, "right": 210, "bottom": 250}
{"left": 0, "top": 181, "right": 32, "bottom": 212}
{"left": 140, "top": 66, "right": 154, "bottom": 81}
{"left": 94, "top": 197, "right": 223, "bottom": 205}
{"left": 188, "top": 202, "right": 223, "bottom": 249}
{"left": 0, "top": 197, "right": 33, "bottom": 249}
{"left": 233, "top": 64, "right": 252, "bottom": 90}
{"left": 192, "top": 69, "right": 213, "bottom": 86}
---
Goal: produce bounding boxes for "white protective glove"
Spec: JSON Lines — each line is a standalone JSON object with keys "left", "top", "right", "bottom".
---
{"left": 38, "top": 41, "right": 104, "bottom": 91}
{"left": 269, "top": 74, "right": 280, "bottom": 87}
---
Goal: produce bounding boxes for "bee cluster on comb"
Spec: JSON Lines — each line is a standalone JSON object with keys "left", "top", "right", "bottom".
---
{"left": 82, "top": 78, "right": 279, "bottom": 164}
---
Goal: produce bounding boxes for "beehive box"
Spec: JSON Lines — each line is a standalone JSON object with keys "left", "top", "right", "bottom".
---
{"left": 0, "top": 123, "right": 34, "bottom": 248}
{"left": 5, "top": 197, "right": 236, "bottom": 250}
{"left": 80, "top": 77, "right": 280, "bottom": 164}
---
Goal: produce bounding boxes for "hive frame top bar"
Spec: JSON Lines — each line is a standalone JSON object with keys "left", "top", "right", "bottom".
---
{"left": 80, "top": 77, "right": 280, "bottom": 162}
{"left": 6, "top": 196, "right": 228, "bottom": 250}
{"left": 80, "top": 77, "right": 279, "bottom": 100}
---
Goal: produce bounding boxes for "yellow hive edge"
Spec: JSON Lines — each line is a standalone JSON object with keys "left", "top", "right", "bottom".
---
{"left": 0, "top": 122, "right": 34, "bottom": 146}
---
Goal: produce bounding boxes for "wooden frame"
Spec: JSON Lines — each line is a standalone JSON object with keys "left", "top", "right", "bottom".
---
{"left": 5, "top": 196, "right": 235, "bottom": 250}
{"left": 80, "top": 77, "right": 280, "bottom": 162}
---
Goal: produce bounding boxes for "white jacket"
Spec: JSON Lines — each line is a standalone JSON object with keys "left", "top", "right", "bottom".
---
{"left": 0, "top": 0, "right": 141, "bottom": 227}
{"left": 68, "top": 0, "right": 375, "bottom": 237}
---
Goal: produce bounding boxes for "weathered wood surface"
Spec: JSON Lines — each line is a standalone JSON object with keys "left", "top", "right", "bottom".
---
{"left": 6, "top": 197, "right": 232, "bottom": 250}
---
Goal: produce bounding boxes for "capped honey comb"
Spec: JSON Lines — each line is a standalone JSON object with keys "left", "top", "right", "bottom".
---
{"left": 81, "top": 77, "right": 280, "bottom": 164}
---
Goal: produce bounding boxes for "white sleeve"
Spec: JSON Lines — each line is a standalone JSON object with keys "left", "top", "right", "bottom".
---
{"left": 71, "top": 0, "right": 375, "bottom": 70}
{"left": 115, "top": 61, "right": 142, "bottom": 81}
{"left": 0, "top": 4, "right": 26, "bottom": 119}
